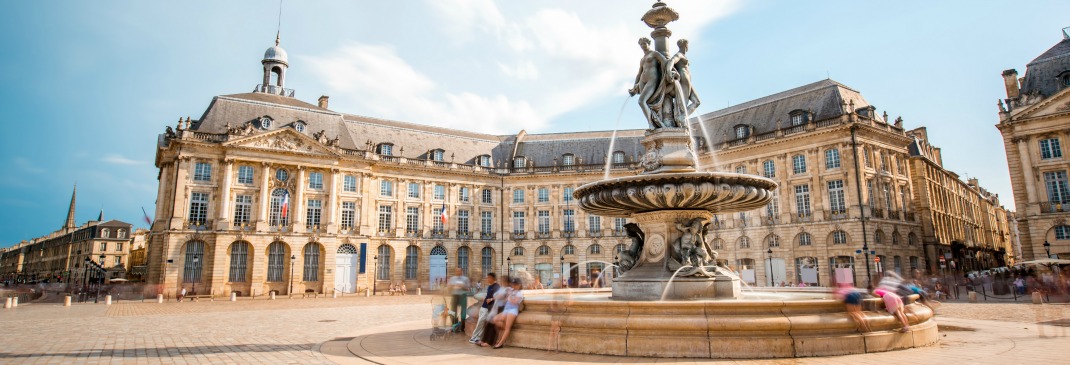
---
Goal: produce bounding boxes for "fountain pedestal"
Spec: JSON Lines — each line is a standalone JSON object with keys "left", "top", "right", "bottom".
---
{"left": 639, "top": 128, "right": 696, "bottom": 174}
{"left": 611, "top": 210, "right": 741, "bottom": 300}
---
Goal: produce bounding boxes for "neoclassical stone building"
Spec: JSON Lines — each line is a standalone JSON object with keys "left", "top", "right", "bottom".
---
{"left": 998, "top": 29, "right": 1070, "bottom": 260}
{"left": 148, "top": 39, "right": 1014, "bottom": 296}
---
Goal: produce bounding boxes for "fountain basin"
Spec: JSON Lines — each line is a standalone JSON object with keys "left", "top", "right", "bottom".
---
{"left": 470, "top": 288, "right": 938, "bottom": 359}
{"left": 573, "top": 172, "right": 777, "bottom": 217}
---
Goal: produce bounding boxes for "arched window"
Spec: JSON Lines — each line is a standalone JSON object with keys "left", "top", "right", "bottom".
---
{"left": 405, "top": 246, "right": 419, "bottom": 280}
{"left": 228, "top": 241, "right": 250, "bottom": 282}
{"left": 182, "top": 241, "right": 205, "bottom": 283}
{"left": 337, "top": 244, "right": 358, "bottom": 254}
{"left": 612, "top": 151, "right": 626, "bottom": 164}
{"left": 117, "top": 229, "right": 126, "bottom": 239}
{"left": 908, "top": 232, "right": 917, "bottom": 246}
{"left": 563, "top": 244, "right": 576, "bottom": 255}
{"left": 267, "top": 242, "right": 287, "bottom": 282}
{"left": 562, "top": 154, "right": 575, "bottom": 166}
{"left": 376, "top": 245, "right": 392, "bottom": 280}
{"left": 766, "top": 235, "right": 780, "bottom": 248}
{"left": 892, "top": 232, "right": 900, "bottom": 245}
{"left": 738, "top": 236, "right": 751, "bottom": 249}
{"left": 260, "top": 116, "right": 273, "bottom": 129}
{"left": 832, "top": 231, "right": 848, "bottom": 245}
{"left": 458, "top": 246, "right": 471, "bottom": 276}
{"left": 1055, "top": 225, "right": 1070, "bottom": 240}
{"left": 874, "top": 230, "right": 885, "bottom": 245}
{"left": 269, "top": 188, "right": 289, "bottom": 226}
{"left": 512, "top": 246, "right": 525, "bottom": 256}
{"left": 762, "top": 160, "right": 775, "bottom": 178}
{"left": 734, "top": 125, "right": 750, "bottom": 139}
{"left": 294, "top": 121, "right": 306, "bottom": 133}
{"left": 101, "top": 229, "right": 110, "bottom": 238}
{"left": 481, "top": 247, "right": 494, "bottom": 275}
{"left": 588, "top": 244, "right": 602, "bottom": 255}
{"left": 303, "top": 243, "right": 321, "bottom": 281}
{"left": 797, "top": 232, "right": 812, "bottom": 246}
{"left": 537, "top": 245, "right": 551, "bottom": 256}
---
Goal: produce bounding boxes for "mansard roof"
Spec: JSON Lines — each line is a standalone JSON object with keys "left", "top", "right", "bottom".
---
{"left": 1020, "top": 37, "right": 1070, "bottom": 99}
{"left": 693, "top": 79, "right": 873, "bottom": 145}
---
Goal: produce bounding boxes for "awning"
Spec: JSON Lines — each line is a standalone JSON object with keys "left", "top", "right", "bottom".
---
{"left": 1018, "top": 259, "right": 1070, "bottom": 265}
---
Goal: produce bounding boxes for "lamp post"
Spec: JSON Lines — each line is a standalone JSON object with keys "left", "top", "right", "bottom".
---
{"left": 1044, "top": 240, "right": 1052, "bottom": 259}
{"left": 560, "top": 255, "right": 566, "bottom": 288}
{"left": 289, "top": 254, "right": 296, "bottom": 295}
{"left": 191, "top": 255, "right": 198, "bottom": 295}
{"left": 373, "top": 255, "right": 378, "bottom": 295}
{"left": 767, "top": 248, "right": 774, "bottom": 287}
{"left": 82, "top": 257, "right": 89, "bottom": 302}
{"left": 506, "top": 256, "right": 512, "bottom": 277}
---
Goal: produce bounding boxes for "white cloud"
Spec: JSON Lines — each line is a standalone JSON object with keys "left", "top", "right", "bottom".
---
{"left": 101, "top": 154, "right": 143, "bottom": 166}
{"left": 305, "top": 1, "right": 741, "bottom": 133}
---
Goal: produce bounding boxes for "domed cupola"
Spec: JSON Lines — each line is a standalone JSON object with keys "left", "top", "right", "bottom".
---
{"left": 259, "top": 33, "right": 291, "bottom": 96}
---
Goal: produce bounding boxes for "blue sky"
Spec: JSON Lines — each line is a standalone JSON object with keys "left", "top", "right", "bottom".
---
{"left": 1, "top": 1, "right": 1068, "bottom": 247}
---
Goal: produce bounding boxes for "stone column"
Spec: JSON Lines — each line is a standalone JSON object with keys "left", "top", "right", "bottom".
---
{"left": 359, "top": 173, "right": 374, "bottom": 235}
{"left": 217, "top": 160, "right": 234, "bottom": 230}
{"left": 294, "top": 167, "right": 306, "bottom": 233}
{"left": 1016, "top": 138, "right": 1037, "bottom": 210}
{"left": 256, "top": 162, "right": 272, "bottom": 231}
{"left": 169, "top": 157, "right": 191, "bottom": 229}
{"left": 327, "top": 169, "right": 340, "bottom": 232}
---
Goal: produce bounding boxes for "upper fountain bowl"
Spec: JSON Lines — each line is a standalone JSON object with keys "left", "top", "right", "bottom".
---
{"left": 573, "top": 172, "right": 777, "bottom": 217}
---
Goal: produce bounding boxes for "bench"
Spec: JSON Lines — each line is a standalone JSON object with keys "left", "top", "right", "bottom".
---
{"left": 302, "top": 289, "right": 319, "bottom": 298}
{"left": 186, "top": 294, "right": 212, "bottom": 302}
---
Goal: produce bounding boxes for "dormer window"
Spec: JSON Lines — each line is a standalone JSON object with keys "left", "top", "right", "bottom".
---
{"left": 260, "top": 117, "right": 273, "bottom": 129}
{"left": 734, "top": 125, "right": 750, "bottom": 139}
{"left": 514, "top": 156, "right": 527, "bottom": 168}
{"left": 1063, "top": 74, "right": 1070, "bottom": 87}
{"left": 477, "top": 155, "right": 492, "bottom": 167}
{"left": 789, "top": 110, "right": 810, "bottom": 126}
{"left": 562, "top": 154, "right": 575, "bottom": 166}
{"left": 294, "top": 121, "right": 306, "bottom": 133}
{"left": 431, "top": 149, "right": 445, "bottom": 161}
{"left": 612, "top": 151, "right": 625, "bottom": 164}
{"left": 377, "top": 143, "right": 394, "bottom": 156}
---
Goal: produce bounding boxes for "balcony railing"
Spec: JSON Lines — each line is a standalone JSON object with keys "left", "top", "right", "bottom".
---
{"left": 612, "top": 229, "right": 627, "bottom": 237}
{"left": 255, "top": 84, "right": 295, "bottom": 97}
{"left": 562, "top": 230, "right": 577, "bottom": 238}
{"left": 888, "top": 211, "right": 901, "bottom": 220}
{"left": 760, "top": 216, "right": 779, "bottom": 226}
{"left": 480, "top": 231, "right": 495, "bottom": 240}
{"left": 588, "top": 230, "right": 603, "bottom": 238}
{"left": 790, "top": 213, "right": 813, "bottom": 224}
{"left": 457, "top": 231, "right": 472, "bottom": 240}
{"left": 405, "top": 229, "right": 423, "bottom": 238}
{"left": 535, "top": 231, "right": 552, "bottom": 239}
{"left": 871, "top": 209, "right": 885, "bottom": 219}
{"left": 905, "top": 212, "right": 916, "bottom": 221}
{"left": 1041, "top": 202, "right": 1070, "bottom": 213}
{"left": 430, "top": 229, "right": 447, "bottom": 239}
{"left": 511, "top": 232, "right": 527, "bottom": 240}
{"left": 829, "top": 210, "right": 849, "bottom": 221}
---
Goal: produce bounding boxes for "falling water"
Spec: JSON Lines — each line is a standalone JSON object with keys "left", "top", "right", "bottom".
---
{"left": 693, "top": 115, "right": 718, "bottom": 170}
{"left": 658, "top": 265, "right": 699, "bottom": 301}
{"left": 681, "top": 115, "right": 703, "bottom": 170}
{"left": 604, "top": 96, "right": 634, "bottom": 181}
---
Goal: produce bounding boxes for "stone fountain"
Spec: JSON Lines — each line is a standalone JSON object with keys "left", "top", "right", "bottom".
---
{"left": 468, "top": 1, "right": 939, "bottom": 358}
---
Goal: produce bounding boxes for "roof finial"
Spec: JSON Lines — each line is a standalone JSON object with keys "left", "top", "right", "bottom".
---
{"left": 276, "top": 0, "right": 283, "bottom": 46}
{"left": 1063, "top": 26, "right": 1069, "bottom": 39}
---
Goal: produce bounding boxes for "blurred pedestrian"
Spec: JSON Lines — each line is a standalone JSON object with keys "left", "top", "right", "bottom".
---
{"left": 448, "top": 268, "right": 471, "bottom": 333}
{"left": 835, "top": 282, "right": 870, "bottom": 333}
{"left": 469, "top": 273, "right": 500, "bottom": 345}
{"left": 873, "top": 288, "right": 910, "bottom": 333}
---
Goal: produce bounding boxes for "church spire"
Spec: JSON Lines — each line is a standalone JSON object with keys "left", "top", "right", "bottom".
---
{"left": 97, "top": 208, "right": 104, "bottom": 222}
{"left": 64, "top": 185, "right": 76, "bottom": 231}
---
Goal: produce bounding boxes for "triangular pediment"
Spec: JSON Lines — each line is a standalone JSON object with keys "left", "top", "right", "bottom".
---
{"left": 223, "top": 128, "right": 340, "bottom": 157}
{"left": 1014, "top": 86, "right": 1070, "bottom": 120}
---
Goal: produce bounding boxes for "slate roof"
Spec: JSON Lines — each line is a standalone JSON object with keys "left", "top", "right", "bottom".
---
{"left": 1020, "top": 37, "right": 1070, "bottom": 98}
{"left": 691, "top": 79, "right": 873, "bottom": 145}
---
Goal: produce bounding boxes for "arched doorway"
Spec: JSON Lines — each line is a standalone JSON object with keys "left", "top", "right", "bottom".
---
{"left": 429, "top": 245, "right": 447, "bottom": 290}
{"left": 335, "top": 244, "right": 358, "bottom": 293}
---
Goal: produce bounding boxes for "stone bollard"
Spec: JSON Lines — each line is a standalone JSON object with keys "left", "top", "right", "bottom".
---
{"left": 230, "top": 292, "right": 237, "bottom": 301}
{"left": 4, "top": 297, "right": 11, "bottom": 309}
{"left": 105, "top": 295, "right": 112, "bottom": 305}
{"left": 1032, "top": 291, "right": 1043, "bottom": 304}
{"left": 417, "top": 288, "right": 422, "bottom": 296}
{"left": 968, "top": 291, "right": 977, "bottom": 303}
{"left": 365, "top": 288, "right": 371, "bottom": 297}
{"left": 157, "top": 294, "right": 164, "bottom": 303}
{"left": 270, "top": 292, "right": 276, "bottom": 300}
{"left": 333, "top": 291, "right": 338, "bottom": 298}
{"left": 12, "top": 297, "right": 18, "bottom": 307}
{"left": 64, "top": 296, "right": 72, "bottom": 307}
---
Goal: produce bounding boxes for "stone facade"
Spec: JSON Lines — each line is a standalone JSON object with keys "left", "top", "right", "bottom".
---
{"left": 997, "top": 31, "right": 1070, "bottom": 260}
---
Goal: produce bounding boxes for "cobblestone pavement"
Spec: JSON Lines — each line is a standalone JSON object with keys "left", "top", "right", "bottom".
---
{"left": 1, "top": 298, "right": 1069, "bottom": 364}
{"left": 0, "top": 295, "right": 427, "bottom": 364}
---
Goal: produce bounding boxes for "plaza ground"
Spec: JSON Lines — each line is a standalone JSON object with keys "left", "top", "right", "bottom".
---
{"left": 1, "top": 294, "right": 1069, "bottom": 364}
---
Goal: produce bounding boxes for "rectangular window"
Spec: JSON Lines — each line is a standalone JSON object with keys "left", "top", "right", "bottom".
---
{"left": 481, "top": 211, "right": 493, "bottom": 234}
{"left": 434, "top": 185, "right": 446, "bottom": 201}
{"left": 432, "top": 207, "right": 445, "bottom": 231}
{"left": 237, "top": 165, "right": 254, "bottom": 184}
{"left": 828, "top": 180, "right": 846, "bottom": 214}
{"left": 100, "top": 242, "right": 107, "bottom": 252}
{"left": 762, "top": 160, "right": 775, "bottom": 178}
{"left": 481, "top": 189, "right": 493, "bottom": 204}
{"left": 900, "top": 186, "right": 909, "bottom": 211}
{"left": 1055, "top": 225, "right": 1070, "bottom": 240}
{"left": 1041, "top": 138, "right": 1063, "bottom": 159}
{"left": 513, "top": 211, "right": 526, "bottom": 233}
{"left": 115, "top": 256, "right": 121, "bottom": 265}
{"left": 563, "top": 187, "right": 574, "bottom": 203}
{"left": 537, "top": 210, "right": 551, "bottom": 233}
{"left": 1044, "top": 171, "right": 1070, "bottom": 204}
{"left": 588, "top": 216, "right": 601, "bottom": 233}
{"left": 863, "top": 147, "right": 872, "bottom": 167}
{"left": 194, "top": 162, "right": 212, "bottom": 182}
{"left": 341, "top": 202, "right": 356, "bottom": 229}
{"left": 866, "top": 179, "right": 875, "bottom": 208}
{"left": 459, "top": 187, "right": 470, "bottom": 203}
{"left": 563, "top": 209, "right": 575, "bottom": 232}
{"left": 825, "top": 149, "right": 841, "bottom": 169}
{"left": 233, "top": 195, "right": 252, "bottom": 226}
{"left": 880, "top": 153, "right": 889, "bottom": 171}
{"left": 407, "top": 182, "right": 420, "bottom": 199}
{"left": 303, "top": 245, "right": 320, "bottom": 282}
{"left": 267, "top": 243, "right": 284, "bottom": 282}
{"left": 766, "top": 190, "right": 780, "bottom": 218}
{"left": 406, "top": 207, "right": 420, "bottom": 233}
{"left": 116, "top": 243, "right": 123, "bottom": 252}
{"left": 538, "top": 188, "right": 550, "bottom": 203}
{"left": 308, "top": 172, "right": 324, "bottom": 190}
{"left": 792, "top": 155, "right": 807, "bottom": 174}
{"left": 795, "top": 185, "right": 812, "bottom": 217}
{"left": 458, "top": 210, "right": 470, "bottom": 233}
{"left": 343, "top": 175, "right": 357, "bottom": 192}
{"left": 189, "top": 192, "right": 209, "bottom": 225}
{"left": 513, "top": 189, "right": 524, "bottom": 204}
{"left": 306, "top": 199, "right": 322, "bottom": 229}
{"left": 378, "top": 206, "right": 393, "bottom": 233}
{"left": 614, "top": 217, "right": 626, "bottom": 232}
{"left": 379, "top": 180, "right": 393, "bottom": 197}
{"left": 883, "top": 184, "right": 894, "bottom": 212}
{"left": 269, "top": 191, "right": 288, "bottom": 227}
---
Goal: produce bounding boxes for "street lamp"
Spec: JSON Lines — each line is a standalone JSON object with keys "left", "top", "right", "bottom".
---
{"left": 560, "top": 255, "right": 566, "bottom": 288}
{"left": 1044, "top": 240, "right": 1052, "bottom": 259}
{"left": 767, "top": 248, "right": 774, "bottom": 287}
{"left": 373, "top": 255, "right": 378, "bottom": 295}
{"left": 82, "top": 257, "right": 90, "bottom": 301}
{"left": 506, "top": 256, "right": 512, "bottom": 277}
{"left": 289, "top": 254, "right": 296, "bottom": 295}
{"left": 191, "top": 255, "right": 199, "bottom": 295}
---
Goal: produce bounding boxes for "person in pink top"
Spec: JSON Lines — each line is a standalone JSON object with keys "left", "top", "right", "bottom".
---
{"left": 873, "top": 288, "right": 910, "bottom": 333}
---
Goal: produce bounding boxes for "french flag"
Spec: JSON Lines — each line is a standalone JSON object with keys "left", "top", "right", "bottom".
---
{"left": 280, "top": 191, "right": 290, "bottom": 218}
{"left": 439, "top": 201, "right": 448, "bottom": 225}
